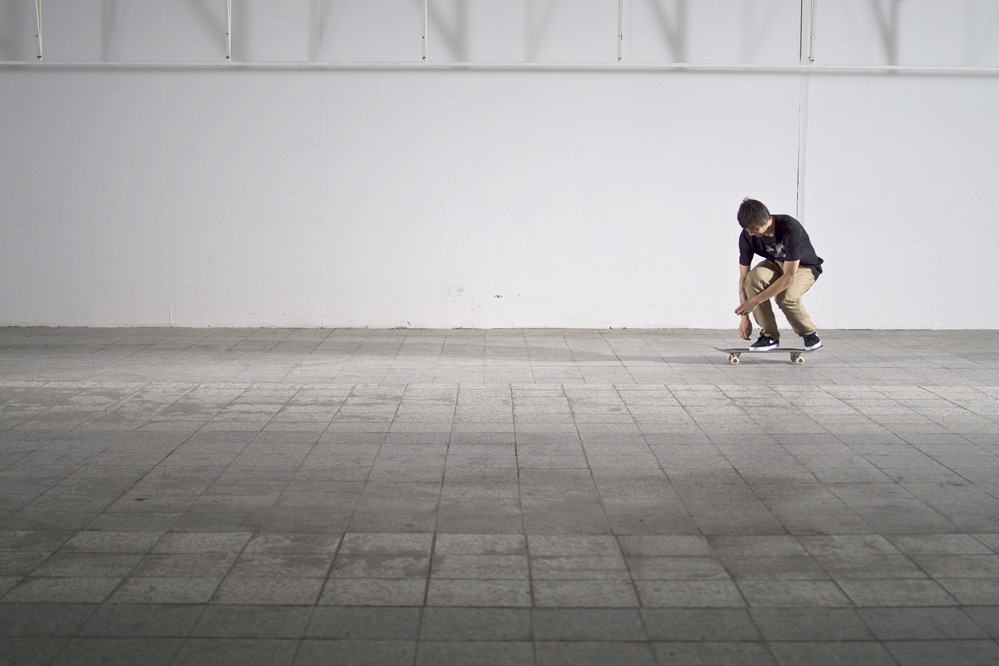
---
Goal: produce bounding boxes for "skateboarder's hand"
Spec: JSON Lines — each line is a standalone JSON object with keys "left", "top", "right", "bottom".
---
{"left": 738, "top": 316, "right": 753, "bottom": 341}
{"left": 735, "top": 298, "right": 759, "bottom": 317}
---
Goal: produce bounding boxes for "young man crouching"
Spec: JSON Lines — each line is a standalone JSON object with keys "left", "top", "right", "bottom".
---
{"left": 735, "top": 198, "right": 824, "bottom": 351}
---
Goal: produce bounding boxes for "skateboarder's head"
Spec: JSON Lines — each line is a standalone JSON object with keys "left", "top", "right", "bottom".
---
{"left": 737, "top": 198, "right": 772, "bottom": 237}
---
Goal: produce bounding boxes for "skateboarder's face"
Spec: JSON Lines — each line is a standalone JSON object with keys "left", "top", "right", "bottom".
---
{"left": 745, "top": 216, "right": 774, "bottom": 237}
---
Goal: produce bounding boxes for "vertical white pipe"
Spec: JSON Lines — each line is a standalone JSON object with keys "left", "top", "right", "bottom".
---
{"left": 808, "top": 0, "right": 818, "bottom": 63}
{"left": 797, "top": 0, "right": 817, "bottom": 221}
{"left": 34, "top": 0, "right": 43, "bottom": 60}
{"left": 422, "top": 0, "right": 429, "bottom": 61}
{"left": 226, "top": 0, "right": 232, "bottom": 61}
{"left": 617, "top": 0, "right": 624, "bottom": 62}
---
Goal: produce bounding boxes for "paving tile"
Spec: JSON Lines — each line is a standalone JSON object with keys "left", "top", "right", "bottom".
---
{"left": 152, "top": 532, "right": 252, "bottom": 553}
{"left": 0, "top": 603, "right": 97, "bottom": 636}
{"left": 2, "top": 576, "right": 121, "bottom": 603}
{"left": 974, "top": 534, "right": 999, "bottom": 553}
{"left": 912, "top": 554, "right": 999, "bottom": 578}
{"left": 0, "top": 637, "right": 69, "bottom": 665}
{"left": 211, "top": 576, "right": 323, "bottom": 605}
{"left": 228, "top": 552, "right": 334, "bottom": 578}
{"left": 749, "top": 608, "right": 875, "bottom": 641}
{"left": 50, "top": 638, "right": 183, "bottom": 666}
{"left": 61, "top": 531, "right": 163, "bottom": 553}
{"left": 31, "top": 552, "right": 142, "bottom": 577}
{"left": 817, "top": 554, "right": 928, "bottom": 580}
{"left": 295, "top": 640, "right": 417, "bottom": 666}
{"left": 627, "top": 556, "right": 731, "bottom": 581}
{"left": 535, "top": 641, "right": 657, "bottom": 666}
{"left": 243, "top": 533, "right": 342, "bottom": 555}
{"left": 431, "top": 554, "right": 529, "bottom": 579}
{"left": 709, "top": 536, "right": 810, "bottom": 558}
{"left": 527, "top": 535, "right": 622, "bottom": 557}
{"left": 719, "top": 556, "right": 829, "bottom": 581}
{"left": 319, "top": 578, "right": 427, "bottom": 606}
{"left": 653, "top": 642, "right": 777, "bottom": 666}
{"left": 838, "top": 578, "right": 959, "bottom": 606}
{"left": 859, "top": 606, "right": 988, "bottom": 641}
{"left": 799, "top": 535, "right": 903, "bottom": 557}
{"left": 617, "top": 535, "right": 713, "bottom": 557}
{"left": 80, "top": 604, "right": 203, "bottom": 637}
{"left": 420, "top": 608, "right": 532, "bottom": 641}
{"left": 427, "top": 579, "right": 532, "bottom": 607}
{"left": 768, "top": 641, "right": 895, "bottom": 666}
{"left": 530, "top": 554, "right": 629, "bottom": 580}
{"left": 532, "top": 608, "right": 645, "bottom": 640}
{"left": 306, "top": 606, "right": 421, "bottom": 640}
{"left": 885, "top": 640, "right": 999, "bottom": 666}
{"left": 641, "top": 608, "right": 760, "bottom": 641}
{"left": 331, "top": 534, "right": 433, "bottom": 578}
{"left": 171, "top": 638, "right": 299, "bottom": 666}
{"left": 0, "top": 552, "right": 48, "bottom": 577}
{"left": 434, "top": 534, "right": 527, "bottom": 555}
{"left": 110, "top": 576, "right": 222, "bottom": 604}
{"left": 130, "top": 552, "right": 237, "bottom": 578}
{"left": 937, "top": 578, "right": 999, "bottom": 605}
{"left": 416, "top": 641, "right": 535, "bottom": 666}
{"left": 737, "top": 580, "right": 852, "bottom": 607}
{"left": 963, "top": 607, "right": 999, "bottom": 640}
{"left": 635, "top": 580, "right": 745, "bottom": 608}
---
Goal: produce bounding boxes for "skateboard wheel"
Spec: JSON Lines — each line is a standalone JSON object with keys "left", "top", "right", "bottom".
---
{"left": 728, "top": 354, "right": 740, "bottom": 365}
{"left": 791, "top": 353, "right": 804, "bottom": 365}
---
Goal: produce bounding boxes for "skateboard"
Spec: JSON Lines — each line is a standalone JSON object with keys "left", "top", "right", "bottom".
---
{"left": 708, "top": 345, "right": 819, "bottom": 365}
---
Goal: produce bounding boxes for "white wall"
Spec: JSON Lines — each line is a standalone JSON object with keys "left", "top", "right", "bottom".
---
{"left": 1, "top": 0, "right": 997, "bottom": 329}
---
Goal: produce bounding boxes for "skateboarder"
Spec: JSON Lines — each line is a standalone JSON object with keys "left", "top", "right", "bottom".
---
{"left": 734, "top": 198, "right": 824, "bottom": 351}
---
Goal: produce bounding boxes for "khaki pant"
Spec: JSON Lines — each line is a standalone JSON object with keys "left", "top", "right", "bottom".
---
{"left": 744, "top": 260, "right": 817, "bottom": 339}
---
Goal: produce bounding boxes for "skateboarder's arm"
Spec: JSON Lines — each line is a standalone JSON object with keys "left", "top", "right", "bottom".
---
{"left": 737, "top": 264, "right": 753, "bottom": 338}
{"left": 735, "top": 260, "right": 800, "bottom": 316}
{"left": 738, "top": 264, "right": 751, "bottom": 304}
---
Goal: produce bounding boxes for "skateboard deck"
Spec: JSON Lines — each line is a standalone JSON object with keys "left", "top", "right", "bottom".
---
{"left": 708, "top": 345, "right": 819, "bottom": 365}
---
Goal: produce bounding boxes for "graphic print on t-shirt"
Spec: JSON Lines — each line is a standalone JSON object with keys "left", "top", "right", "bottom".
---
{"left": 765, "top": 241, "right": 786, "bottom": 262}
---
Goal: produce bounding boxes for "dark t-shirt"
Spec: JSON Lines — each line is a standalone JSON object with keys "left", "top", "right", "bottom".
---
{"left": 739, "top": 214, "right": 823, "bottom": 278}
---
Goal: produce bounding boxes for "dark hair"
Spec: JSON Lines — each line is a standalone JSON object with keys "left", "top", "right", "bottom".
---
{"left": 737, "top": 198, "right": 770, "bottom": 229}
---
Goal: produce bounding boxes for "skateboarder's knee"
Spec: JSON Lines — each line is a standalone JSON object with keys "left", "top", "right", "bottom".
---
{"left": 745, "top": 272, "right": 770, "bottom": 293}
{"left": 777, "top": 295, "right": 800, "bottom": 310}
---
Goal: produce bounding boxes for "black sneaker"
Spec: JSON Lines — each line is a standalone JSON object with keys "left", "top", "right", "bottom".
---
{"left": 749, "top": 335, "right": 779, "bottom": 351}
{"left": 803, "top": 333, "right": 822, "bottom": 351}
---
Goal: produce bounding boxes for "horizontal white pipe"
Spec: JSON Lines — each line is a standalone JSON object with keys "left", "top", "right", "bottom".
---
{"left": 1, "top": 60, "right": 998, "bottom": 75}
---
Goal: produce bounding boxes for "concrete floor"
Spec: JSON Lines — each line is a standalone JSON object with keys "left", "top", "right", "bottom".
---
{"left": 2, "top": 327, "right": 999, "bottom": 665}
